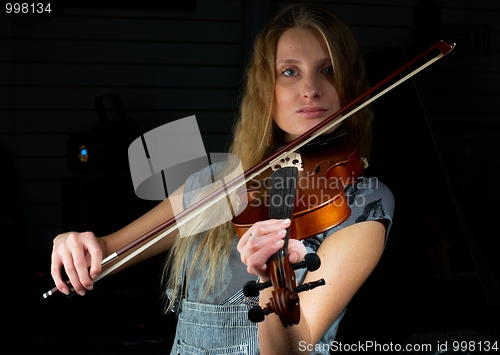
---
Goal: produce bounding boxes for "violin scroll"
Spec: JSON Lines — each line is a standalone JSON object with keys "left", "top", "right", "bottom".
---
{"left": 244, "top": 253, "right": 325, "bottom": 326}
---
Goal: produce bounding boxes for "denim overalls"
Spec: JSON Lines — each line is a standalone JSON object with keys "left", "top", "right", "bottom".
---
{"left": 168, "top": 239, "right": 347, "bottom": 355}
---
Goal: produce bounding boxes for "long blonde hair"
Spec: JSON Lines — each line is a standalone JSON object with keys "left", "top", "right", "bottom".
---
{"left": 163, "top": 2, "right": 373, "bottom": 312}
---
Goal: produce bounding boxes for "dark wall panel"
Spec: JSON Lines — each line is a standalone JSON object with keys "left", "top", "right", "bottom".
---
{"left": 1, "top": 0, "right": 498, "bottom": 352}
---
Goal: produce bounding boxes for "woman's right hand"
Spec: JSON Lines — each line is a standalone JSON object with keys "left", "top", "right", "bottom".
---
{"left": 51, "top": 231, "right": 104, "bottom": 296}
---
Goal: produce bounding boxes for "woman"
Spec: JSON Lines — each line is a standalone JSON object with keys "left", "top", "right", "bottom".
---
{"left": 51, "top": 3, "right": 394, "bottom": 354}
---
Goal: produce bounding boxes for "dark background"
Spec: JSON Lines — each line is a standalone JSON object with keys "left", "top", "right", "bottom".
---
{"left": 1, "top": 0, "right": 499, "bottom": 353}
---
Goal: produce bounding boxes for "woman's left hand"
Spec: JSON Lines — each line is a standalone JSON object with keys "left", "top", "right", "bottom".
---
{"left": 237, "top": 218, "right": 306, "bottom": 282}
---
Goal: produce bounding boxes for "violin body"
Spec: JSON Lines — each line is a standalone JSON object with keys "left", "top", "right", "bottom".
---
{"left": 233, "top": 140, "right": 365, "bottom": 240}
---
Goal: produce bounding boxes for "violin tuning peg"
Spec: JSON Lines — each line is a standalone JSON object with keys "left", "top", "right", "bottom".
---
{"left": 248, "top": 306, "right": 272, "bottom": 323}
{"left": 243, "top": 280, "right": 272, "bottom": 297}
{"left": 291, "top": 253, "right": 321, "bottom": 272}
{"left": 243, "top": 281, "right": 260, "bottom": 297}
{"left": 304, "top": 253, "right": 321, "bottom": 271}
{"left": 294, "top": 279, "right": 326, "bottom": 294}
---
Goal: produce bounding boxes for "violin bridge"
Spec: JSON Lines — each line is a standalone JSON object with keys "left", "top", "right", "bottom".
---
{"left": 271, "top": 152, "right": 303, "bottom": 172}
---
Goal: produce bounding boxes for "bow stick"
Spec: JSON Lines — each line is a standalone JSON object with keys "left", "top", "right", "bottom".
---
{"left": 43, "top": 40, "right": 455, "bottom": 298}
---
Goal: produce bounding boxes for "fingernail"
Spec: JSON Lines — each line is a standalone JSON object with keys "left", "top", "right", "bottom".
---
{"left": 282, "top": 218, "right": 291, "bottom": 226}
{"left": 90, "top": 274, "right": 98, "bottom": 280}
{"left": 276, "top": 239, "right": 284, "bottom": 246}
{"left": 277, "top": 229, "right": 287, "bottom": 236}
{"left": 61, "top": 287, "right": 69, "bottom": 295}
{"left": 86, "top": 285, "right": 93, "bottom": 291}
{"left": 78, "top": 290, "right": 86, "bottom": 296}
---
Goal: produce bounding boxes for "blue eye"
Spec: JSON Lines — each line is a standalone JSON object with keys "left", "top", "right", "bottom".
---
{"left": 281, "top": 68, "right": 297, "bottom": 76}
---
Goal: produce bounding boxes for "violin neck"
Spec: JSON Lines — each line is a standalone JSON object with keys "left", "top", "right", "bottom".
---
{"left": 268, "top": 166, "right": 298, "bottom": 256}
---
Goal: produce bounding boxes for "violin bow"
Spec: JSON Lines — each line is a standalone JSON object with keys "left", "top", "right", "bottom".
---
{"left": 43, "top": 40, "right": 455, "bottom": 298}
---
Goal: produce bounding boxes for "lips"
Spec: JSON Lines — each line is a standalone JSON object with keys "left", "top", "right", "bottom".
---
{"left": 296, "top": 106, "right": 328, "bottom": 118}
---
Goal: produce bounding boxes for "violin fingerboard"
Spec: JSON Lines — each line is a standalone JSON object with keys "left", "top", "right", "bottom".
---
{"left": 268, "top": 166, "right": 298, "bottom": 250}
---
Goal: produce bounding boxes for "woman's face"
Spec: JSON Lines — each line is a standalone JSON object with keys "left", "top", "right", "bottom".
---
{"left": 273, "top": 27, "right": 341, "bottom": 142}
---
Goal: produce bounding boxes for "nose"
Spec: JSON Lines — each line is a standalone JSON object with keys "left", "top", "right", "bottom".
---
{"left": 302, "top": 74, "right": 322, "bottom": 99}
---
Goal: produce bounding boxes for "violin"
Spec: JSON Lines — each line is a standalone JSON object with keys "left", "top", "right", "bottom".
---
{"left": 42, "top": 41, "right": 455, "bottom": 327}
{"left": 234, "top": 136, "right": 366, "bottom": 326}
